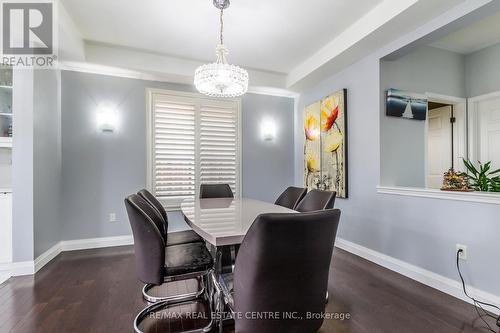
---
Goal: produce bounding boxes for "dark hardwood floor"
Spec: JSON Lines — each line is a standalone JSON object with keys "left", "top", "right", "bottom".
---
{"left": 0, "top": 245, "right": 496, "bottom": 333}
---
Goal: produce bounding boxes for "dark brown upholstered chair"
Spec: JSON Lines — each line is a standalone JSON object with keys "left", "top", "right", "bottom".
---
{"left": 217, "top": 209, "right": 341, "bottom": 333}
{"left": 274, "top": 186, "right": 307, "bottom": 210}
{"left": 137, "top": 189, "right": 203, "bottom": 247}
{"left": 200, "top": 183, "right": 234, "bottom": 199}
{"left": 125, "top": 194, "right": 214, "bottom": 333}
{"left": 295, "top": 189, "right": 336, "bottom": 212}
{"left": 199, "top": 183, "right": 236, "bottom": 275}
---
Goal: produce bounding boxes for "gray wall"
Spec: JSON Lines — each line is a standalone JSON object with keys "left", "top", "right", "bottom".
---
{"left": 12, "top": 69, "right": 34, "bottom": 262}
{"left": 33, "top": 70, "right": 62, "bottom": 257}
{"left": 466, "top": 42, "right": 500, "bottom": 97}
{"left": 294, "top": 54, "right": 500, "bottom": 297}
{"left": 242, "top": 93, "right": 295, "bottom": 203}
{"left": 61, "top": 71, "right": 295, "bottom": 240}
{"left": 380, "top": 46, "right": 466, "bottom": 187}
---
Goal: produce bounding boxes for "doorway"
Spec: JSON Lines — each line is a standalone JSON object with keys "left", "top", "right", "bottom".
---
{"left": 425, "top": 94, "right": 467, "bottom": 189}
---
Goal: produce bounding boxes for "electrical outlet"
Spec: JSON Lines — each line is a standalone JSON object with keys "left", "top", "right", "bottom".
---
{"left": 456, "top": 244, "right": 467, "bottom": 260}
{"left": 109, "top": 213, "right": 117, "bottom": 223}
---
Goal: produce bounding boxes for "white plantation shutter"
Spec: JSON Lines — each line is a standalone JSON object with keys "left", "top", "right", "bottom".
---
{"left": 148, "top": 90, "right": 241, "bottom": 209}
{"left": 199, "top": 98, "right": 240, "bottom": 196}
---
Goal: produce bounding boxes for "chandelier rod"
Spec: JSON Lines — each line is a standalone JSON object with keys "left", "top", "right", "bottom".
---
{"left": 219, "top": 8, "right": 224, "bottom": 45}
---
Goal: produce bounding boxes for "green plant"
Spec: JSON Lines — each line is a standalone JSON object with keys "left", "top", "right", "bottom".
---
{"left": 462, "top": 159, "right": 500, "bottom": 192}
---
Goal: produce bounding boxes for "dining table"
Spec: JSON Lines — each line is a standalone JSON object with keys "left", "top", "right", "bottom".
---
{"left": 181, "top": 197, "right": 296, "bottom": 247}
{"left": 181, "top": 196, "right": 297, "bottom": 327}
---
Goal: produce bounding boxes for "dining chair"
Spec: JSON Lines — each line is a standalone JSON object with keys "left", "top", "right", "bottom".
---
{"left": 199, "top": 183, "right": 237, "bottom": 276}
{"left": 124, "top": 194, "right": 214, "bottom": 333}
{"left": 295, "top": 189, "right": 336, "bottom": 212}
{"left": 200, "top": 183, "right": 234, "bottom": 199}
{"left": 216, "top": 209, "right": 341, "bottom": 333}
{"left": 138, "top": 189, "right": 204, "bottom": 247}
{"left": 274, "top": 186, "right": 307, "bottom": 210}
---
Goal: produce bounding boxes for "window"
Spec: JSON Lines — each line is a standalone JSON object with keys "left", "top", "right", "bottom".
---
{"left": 147, "top": 89, "right": 241, "bottom": 209}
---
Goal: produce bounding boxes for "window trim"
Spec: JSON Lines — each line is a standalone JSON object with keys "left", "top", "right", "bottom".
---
{"left": 146, "top": 88, "right": 242, "bottom": 210}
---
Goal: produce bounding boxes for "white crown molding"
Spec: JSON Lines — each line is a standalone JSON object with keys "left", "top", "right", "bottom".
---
{"left": 336, "top": 238, "right": 500, "bottom": 315}
{"left": 377, "top": 186, "right": 500, "bottom": 205}
{"left": 247, "top": 86, "right": 299, "bottom": 99}
{"left": 69, "top": 41, "right": 297, "bottom": 99}
{"left": 59, "top": 60, "right": 297, "bottom": 99}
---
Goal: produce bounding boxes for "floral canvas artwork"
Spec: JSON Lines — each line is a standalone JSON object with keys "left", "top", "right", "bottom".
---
{"left": 304, "top": 101, "right": 321, "bottom": 191}
{"left": 303, "top": 89, "right": 348, "bottom": 198}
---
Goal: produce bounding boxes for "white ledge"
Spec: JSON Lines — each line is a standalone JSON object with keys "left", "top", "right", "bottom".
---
{"left": 377, "top": 186, "right": 500, "bottom": 205}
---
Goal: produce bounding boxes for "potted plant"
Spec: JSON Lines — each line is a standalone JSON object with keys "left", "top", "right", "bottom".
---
{"left": 462, "top": 159, "right": 500, "bottom": 192}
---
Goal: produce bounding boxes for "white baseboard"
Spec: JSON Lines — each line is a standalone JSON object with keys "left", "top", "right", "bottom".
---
{"left": 4, "top": 233, "right": 499, "bottom": 316}
{"left": 0, "top": 272, "right": 10, "bottom": 284}
{"left": 60, "top": 235, "right": 133, "bottom": 251}
{"left": 1, "top": 235, "right": 134, "bottom": 280}
{"left": 34, "top": 242, "right": 62, "bottom": 273}
{"left": 336, "top": 238, "right": 500, "bottom": 315}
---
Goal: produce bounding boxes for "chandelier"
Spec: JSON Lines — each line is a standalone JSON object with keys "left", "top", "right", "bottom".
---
{"left": 194, "top": 0, "right": 249, "bottom": 98}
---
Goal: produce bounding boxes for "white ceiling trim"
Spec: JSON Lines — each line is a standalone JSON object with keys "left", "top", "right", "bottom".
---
{"left": 286, "top": 0, "right": 418, "bottom": 88}
{"left": 82, "top": 41, "right": 296, "bottom": 98}
{"left": 59, "top": 59, "right": 299, "bottom": 99}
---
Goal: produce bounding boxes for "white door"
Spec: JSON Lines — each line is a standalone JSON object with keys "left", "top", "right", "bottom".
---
{"left": 477, "top": 97, "right": 500, "bottom": 171}
{"left": 427, "top": 106, "right": 452, "bottom": 189}
{"left": 0, "top": 192, "right": 12, "bottom": 264}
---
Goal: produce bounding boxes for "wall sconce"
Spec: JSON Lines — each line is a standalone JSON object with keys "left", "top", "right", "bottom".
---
{"left": 96, "top": 106, "right": 118, "bottom": 133}
{"left": 260, "top": 118, "right": 277, "bottom": 141}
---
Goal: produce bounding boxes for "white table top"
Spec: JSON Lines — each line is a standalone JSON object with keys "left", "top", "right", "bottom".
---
{"left": 181, "top": 197, "right": 296, "bottom": 246}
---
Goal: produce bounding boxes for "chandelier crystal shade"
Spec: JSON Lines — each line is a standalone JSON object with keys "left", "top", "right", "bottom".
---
{"left": 194, "top": 0, "right": 249, "bottom": 98}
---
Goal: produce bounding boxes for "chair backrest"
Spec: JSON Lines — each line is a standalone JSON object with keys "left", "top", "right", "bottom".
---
{"left": 295, "top": 189, "right": 336, "bottom": 212}
{"left": 138, "top": 188, "right": 168, "bottom": 228}
{"left": 274, "top": 186, "right": 307, "bottom": 210}
{"left": 234, "top": 209, "right": 341, "bottom": 333}
{"left": 124, "top": 194, "right": 166, "bottom": 285}
{"left": 199, "top": 183, "right": 234, "bottom": 199}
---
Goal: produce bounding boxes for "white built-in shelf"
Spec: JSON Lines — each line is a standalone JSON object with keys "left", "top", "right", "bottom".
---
{"left": 0, "top": 137, "right": 12, "bottom": 148}
{"left": 0, "top": 86, "right": 12, "bottom": 90}
{"left": 0, "top": 113, "right": 12, "bottom": 116}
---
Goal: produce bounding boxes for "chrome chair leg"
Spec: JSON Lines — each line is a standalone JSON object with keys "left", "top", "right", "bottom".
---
{"left": 135, "top": 272, "right": 215, "bottom": 333}
{"left": 142, "top": 276, "right": 205, "bottom": 303}
{"left": 134, "top": 299, "right": 214, "bottom": 333}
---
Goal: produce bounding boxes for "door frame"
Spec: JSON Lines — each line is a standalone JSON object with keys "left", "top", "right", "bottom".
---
{"left": 424, "top": 93, "right": 467, "bottom": 188}
{"left": 467, "top": 90, "right": 500, "bottom": 165}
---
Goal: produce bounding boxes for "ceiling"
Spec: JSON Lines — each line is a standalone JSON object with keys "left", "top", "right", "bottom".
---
{"left": 59, "top": 0, "right": 481, "bottom": 93}
{"left": 431, "top": 10, "right": 500, "bottom": 54}
{"left": 61, "top": 0, "right": 384, "bottom": 74}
